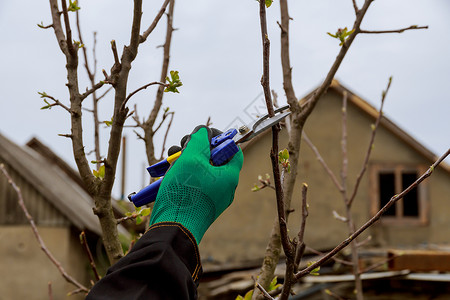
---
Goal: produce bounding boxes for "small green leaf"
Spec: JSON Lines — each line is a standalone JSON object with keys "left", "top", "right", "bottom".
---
{"left": 68, "top": 0, "right": 80, "bottom": 12}
{"left": 135, "top": 215, "right": 143, "bottom": 225}
{"left": 265, "top": 0, "right": 273, "bottom": 8}
{"left": 141, "top": 208, "right": 151, "bottom": 217}
{"left": 243, "top": 290, "right": 253, "bottom": 300}
{"left": 93, "top": 165, "right": 105, "bottom": 179}
{"left": 104, "top": 117, "right": 113, "bottom": 127}
{"left": 235, "top": 296, "right": 244, "bottom": 300}
{"left": 164, "top": 70, "right": 183, "bottom": 93}
{"left": 279, "top": 149, "right": 289, "bottom": 160}
{"left": 251, "top": 185, "right": 260, "bottom": 192}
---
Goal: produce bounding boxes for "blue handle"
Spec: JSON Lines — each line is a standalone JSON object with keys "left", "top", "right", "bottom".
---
{"left": 129, "top": 129, "right": 240, "bottom": 207}
{"left": 211, "top": 139, "right": 239, "bottom": 166}
{"left": 211, "top": 128, "right": 237, "bottom": 147}
{"left": 128, "top": 178, "right": 162, "bottom": 207}
{"left": 147, "top": 159, "right": 170, "bottom": 177}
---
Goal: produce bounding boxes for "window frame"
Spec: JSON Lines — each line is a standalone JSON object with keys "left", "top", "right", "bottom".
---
{"left": 369, "top": 163, "right": 429, "bottom": 226}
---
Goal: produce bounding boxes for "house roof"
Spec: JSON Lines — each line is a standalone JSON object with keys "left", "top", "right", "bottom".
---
{"left": 241, "top": 80, "right": 450, "bottom": 174}
{"left": 0, "top": 133, "right": 130, "bottom": 238}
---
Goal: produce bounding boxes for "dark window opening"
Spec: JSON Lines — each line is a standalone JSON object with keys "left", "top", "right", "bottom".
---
{"left": 379, "top": 173, "right": 396, "bottom": 216}
{"left": 402, "top": 172, "right": 419, "bottom": 217}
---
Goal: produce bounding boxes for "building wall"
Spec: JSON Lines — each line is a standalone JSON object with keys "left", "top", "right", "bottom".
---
{"left": 200, "top": 89, "right": 450, "bottom": 264}
{"left": 0, "top": 226, "right": 88, "bottom": 300}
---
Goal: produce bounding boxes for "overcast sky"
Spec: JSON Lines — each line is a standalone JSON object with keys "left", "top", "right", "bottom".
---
{"left": 0, "top": 0, "right": 449, "bottom": 199}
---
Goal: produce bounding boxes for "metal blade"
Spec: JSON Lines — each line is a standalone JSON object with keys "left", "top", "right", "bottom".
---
{"left": 234, "top": 105, "right": 291, "bottom": 144}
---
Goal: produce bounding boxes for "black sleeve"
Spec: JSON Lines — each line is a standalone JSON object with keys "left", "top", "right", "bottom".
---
{"left": 86, "top": 222, "right": 202, "bottom": 300}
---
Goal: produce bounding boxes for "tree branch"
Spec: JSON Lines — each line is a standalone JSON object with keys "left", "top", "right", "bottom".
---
{"left": 352, "top": 0, "right": 359, "bottom": 14}
{"left": 360, "top": 25, "right": 428, "bottom": 34}
{"left": 80, "top": 231, "right": 101, "bottom": 282}
{"left": 347, "top": 76, "right": 391, "bottom": 207}
{"left": 80, "top": 81, "right": 105, "bottom": 101}
{"left": 0, "top": 164, "right": 89, "bottom": 294}
{"left": 294, "top": 147, "right": 450, "bottom": 279}
{"left": 159, "top": 111, "right": 175, "bottom": 159}
{"left": 121, "top": 81, "right": 167, "bottom": 111}
{"left": 140, "top": 0, "right": 171, "bottom": 43}
{"left": 303, "top": 132, "right": 344, "bottom": 192}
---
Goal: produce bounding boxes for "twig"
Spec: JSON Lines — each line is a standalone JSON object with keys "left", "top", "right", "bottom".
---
{"left": 39, "top": 93, "right": 74, "bottom": 114}
{"left": 347, "top": 76, "right": 391, "bottom": 207}
{"left": 303, "top": 132, "right": 344, "bottom": 192}
{"left": 324, "top": 288, "right": 347, "bottom": 300}
{"left": 111, "top": 39, "right": 120, "bottom": 66}
{"left": 255, "top": 281, "right": 275, "bottom": 300}
{"left": 306, "top": 246, "right": 353, "bottom": 266}
{"left": 159, "top": 111, "right": 175, "bottom": 159}
{"left": 116, "top": 214, "right": 138, "bottom": 224}
{"left": 80, "top": 231, "right": 101, "bottom": 282}
{"left": 360, "top": 25, "right": 428, "bottom": 34}
{"left": 294, "top": 147, "right": 450, "bottom": 279}
{"left": 60, "top": 0, "right": 75, "bottom": 56}
{"left": 121, "top": 81, "right": 167, "bottom": 110}
{"left": 294, "top": 183, "right": 309, "bottom": 270}
{"left": 140, "top": 0, "right": 171, "bottom": 43}
{"left": 352, "top": 0, "right": 359, "bottom": 14}
{"left": 359, "top": 253, "right": 399, "bottom": 274}
{"left": 80, "top": 81, "right": 105, "bottom": 101}
{"left": 0, "top": 164, "right": 89, "bottom": 294}
{"left": 206, "top": 116, "right": 212, "bottom": 127}
{"left": 97, "top": 86, "right": 113, "bottom": 102}
{"left": 48, "top": 282, "right": 53, "bottom": 300}
{"left": 341, "top": 91, "right": 348, "bottom": 198}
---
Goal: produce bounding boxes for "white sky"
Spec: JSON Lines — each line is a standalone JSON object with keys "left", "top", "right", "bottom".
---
{"left": 0, "top": 0, "right": 449, "bottom": 199}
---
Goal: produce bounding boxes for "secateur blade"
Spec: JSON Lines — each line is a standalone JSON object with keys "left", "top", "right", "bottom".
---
{"left": 234, "top": 105, "right": 291, "bottom": 144}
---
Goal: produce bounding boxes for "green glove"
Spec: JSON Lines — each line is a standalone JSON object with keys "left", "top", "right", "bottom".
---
{"left": 149, "top": 126, "right": 244, "bottom": 244}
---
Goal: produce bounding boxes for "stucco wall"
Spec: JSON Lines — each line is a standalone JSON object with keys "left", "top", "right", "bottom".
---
{"left": 0, "top": 226, "right": 88, "bottom": 300}
{"left": 200, "top": 89, "right": 450, "bottom": 265}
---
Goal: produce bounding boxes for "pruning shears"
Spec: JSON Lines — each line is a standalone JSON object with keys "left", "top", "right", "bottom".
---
{"left": 128, "top": 105, "right": 291, "bottom": 207}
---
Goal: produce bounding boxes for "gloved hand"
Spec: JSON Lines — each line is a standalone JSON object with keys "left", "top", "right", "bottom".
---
{"left": 149, "top": 126, "right": 244, "bottom": 244}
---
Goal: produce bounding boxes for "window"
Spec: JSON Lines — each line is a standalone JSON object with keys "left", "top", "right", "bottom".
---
{"left": 370, "top": 164, "right": 428, "bottom": 225}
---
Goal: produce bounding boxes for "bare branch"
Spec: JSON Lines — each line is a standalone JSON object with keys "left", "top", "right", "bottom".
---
{"left": 38, "top": 22, "right": 54, "bottom": 29}
{"left": 60, "top": 0, "right": 75, "bottom": 56}
{"left": 116, "top": 214, "right": 138, "bottom": 224}
{"left": 352, "top": 0, "right": 359, "bottom": 14}
{"left": 303, "top": 132, "right": 344, "bottom": 192}
{"left": 140, "top": 0, "right": 171, "bottom": 43}
{"left": 159, "top": 112, "right": 175, "bottom": 159}
{"left": 48, "top": 282, "right": 53, "bottom": 300}
{"left": 0, "top": 164, "right": 89, "bottom": 294}
{"left": 347, "top": 76, "right": 391, "bottom": 207}
{"left": 341, "top": 91, "right": 348, "bottom": 197}
{"left": 294, "top": 183, "right": 309, "bottom": 270}
{"left": 49, "top": 0, "right": 68, "bottom": 54}
{"left": 306, "top": 246, "right": 353, "bottom": 266}
{"left": 80, "top": 231, "right": 101, "bottom": 282}
{"left": 97, "top": 86, "right": 113, "bottom": 102}
{"left": 205, "top": 116, "right": 212, "bottom": 127}
{"left": 294, "top": 147, "right": 450, "bottom": 279}
{"left": 360, "top": 25, "right": 428, "bottom": 34}
{"left": 39, "top": 93, "right": 74, "bottom": 114}
{"left": 254, "top": 280, "right": 275, "bottom": 300}
{"left": 121, "top": 81, "right": 167, "bottom": 110}
{"left": 301, "top": 0, "right": 374, "bottom": 119}
{"left": 81, "top": 81, "right": 105, "bottom": 101}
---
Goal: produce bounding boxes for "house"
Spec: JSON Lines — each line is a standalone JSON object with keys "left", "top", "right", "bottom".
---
{"left": 199, "top": 80, "right": 450, "bottom": 268}
{"left": 0, "top": 134, "right": 130, "bottom": 299}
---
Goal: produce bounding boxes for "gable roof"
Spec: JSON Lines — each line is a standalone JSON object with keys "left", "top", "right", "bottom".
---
{"left": 0, "top": 133, "right": 130, "bottom": 238}
{"left": 241, "top": 80, "right": 450, "bottom": 174}
{"left": 328, "top": 80, "right": 450, "bottom": 174}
